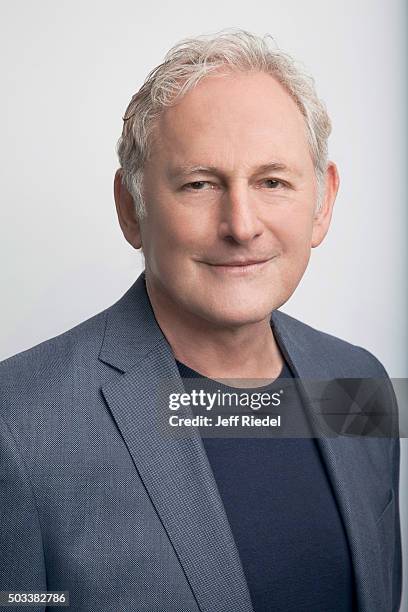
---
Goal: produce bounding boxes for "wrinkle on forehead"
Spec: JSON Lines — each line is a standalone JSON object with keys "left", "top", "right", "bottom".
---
{"left": 146, "top": 70, "right": 314, "bottom": 175}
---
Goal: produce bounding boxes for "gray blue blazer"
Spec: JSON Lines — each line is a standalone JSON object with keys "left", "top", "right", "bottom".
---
{"left": 0, "top": 272, "right": 402, "bottom": 611}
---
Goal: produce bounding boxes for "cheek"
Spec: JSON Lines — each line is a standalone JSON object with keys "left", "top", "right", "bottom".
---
{"left": 141, "top": 209, "right": 204, "bottom": 274}
{"left": 269, "top": 214, "right": 314, "bottom": 283}
{"left": 273, "top": 210, "right": 314, "bottom": 252}
{"left": 160, "top": 205, "right": 214, "bottom": 254}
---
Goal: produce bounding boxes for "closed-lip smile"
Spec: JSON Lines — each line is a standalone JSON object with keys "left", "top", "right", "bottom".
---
{"left": 208, "top": 258, "right": 270, "bottom": 266}
{"left": 201, "top": 256, "right": 275, "bottom": 275}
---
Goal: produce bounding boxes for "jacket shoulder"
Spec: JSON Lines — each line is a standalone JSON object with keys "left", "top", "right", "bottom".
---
{"left": 0, "top": 308, "right": 108, "bottom": 385}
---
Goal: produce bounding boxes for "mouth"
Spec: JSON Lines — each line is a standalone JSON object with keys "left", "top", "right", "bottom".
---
{"left": 201, "top": 257, "right": 275, "bottom": 276}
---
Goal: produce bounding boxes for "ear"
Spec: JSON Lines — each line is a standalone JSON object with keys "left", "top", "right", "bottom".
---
{"left": 113, "top": 169, "right": 142, "bottom": 249}
{"left": 311, "top": 162, "right": 340, "bottom": 248}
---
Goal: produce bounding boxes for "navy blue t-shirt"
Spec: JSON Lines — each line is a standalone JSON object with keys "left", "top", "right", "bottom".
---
{"left": 176, "top": 359, "right": 357, "bottom": 612}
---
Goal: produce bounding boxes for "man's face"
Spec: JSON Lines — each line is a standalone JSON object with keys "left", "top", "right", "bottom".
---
{"left": 130, "top": 70, "right": 336, "bottom": 328}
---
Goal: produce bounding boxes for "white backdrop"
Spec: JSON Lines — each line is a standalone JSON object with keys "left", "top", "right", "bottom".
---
{"left": 1, "top": 0, "right": 406, "bottom": 607}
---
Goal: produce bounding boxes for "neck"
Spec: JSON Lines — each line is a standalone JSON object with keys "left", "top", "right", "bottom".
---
{"left": 145, "top": 275, "right": 285, "bottom": 385}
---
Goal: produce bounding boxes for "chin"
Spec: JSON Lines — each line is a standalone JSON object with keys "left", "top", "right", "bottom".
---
{"left": 197, "top": 301, "right": 275, "bottom": 329}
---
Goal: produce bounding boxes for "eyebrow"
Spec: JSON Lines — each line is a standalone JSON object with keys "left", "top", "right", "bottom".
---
{"left": 167, "top": 162, "right": 299, "bottom": 180}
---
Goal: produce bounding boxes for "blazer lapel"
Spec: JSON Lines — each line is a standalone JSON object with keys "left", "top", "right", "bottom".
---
{"left": 99, "top": 274, "right": 254, "bottom": 612}
{"left": 271, "top": 310, "right": 389, "bottom": 612}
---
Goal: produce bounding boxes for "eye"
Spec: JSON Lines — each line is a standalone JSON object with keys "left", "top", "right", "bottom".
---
{"left": 261, "top": 179, "right": 284, "bottom": 189}
{"left": 182, "top": 181, "right": 213, "bottom": 190}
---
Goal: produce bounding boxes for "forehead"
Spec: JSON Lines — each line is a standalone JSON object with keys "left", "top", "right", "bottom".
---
{"left": 149, "top": 70, "right": 312, "bottom": 172}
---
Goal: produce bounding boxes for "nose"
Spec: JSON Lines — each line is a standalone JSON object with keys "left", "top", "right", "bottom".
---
{"left": 218, "top": 184, "right": 264, "bottom": 244}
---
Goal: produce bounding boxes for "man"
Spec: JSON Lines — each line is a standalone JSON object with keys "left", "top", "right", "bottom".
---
{"left": 0, "top": 29, "right": 402, "bottom": 612}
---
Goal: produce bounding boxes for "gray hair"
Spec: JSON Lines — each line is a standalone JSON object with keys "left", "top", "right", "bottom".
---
{"left": 117, "top": 28, "right": 332, "bottom": 219}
